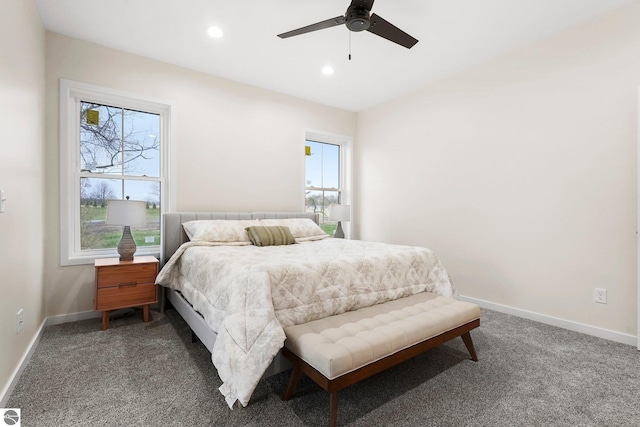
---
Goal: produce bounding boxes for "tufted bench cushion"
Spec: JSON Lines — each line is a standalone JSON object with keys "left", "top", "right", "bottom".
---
{"left": 284, "top": 292, "right": 480, "bottom": 380}
{"left": 282, "top": 292, "right": 481, "bottom": 427}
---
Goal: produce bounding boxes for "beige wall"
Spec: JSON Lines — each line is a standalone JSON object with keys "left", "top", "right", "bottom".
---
{"left": 357, "top": 2, "right": 640, "bottom": 335}
{"left": 44, "top": 32, "right": 357, "bottom": 317}
{"left": 0, "top": 0, "right": 46, "bottom": 400}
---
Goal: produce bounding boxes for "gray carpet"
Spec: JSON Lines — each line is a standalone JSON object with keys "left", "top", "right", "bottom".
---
{"left": 7, "top": 307, "right": 640, "bottom": 426}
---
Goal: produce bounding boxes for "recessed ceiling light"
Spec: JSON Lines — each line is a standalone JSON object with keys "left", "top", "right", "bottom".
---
{"left": 207, "top": 26, "right": 224, "bottom": 38}
{"left": 322, "top": 66, "right": 334, "bottom": 76}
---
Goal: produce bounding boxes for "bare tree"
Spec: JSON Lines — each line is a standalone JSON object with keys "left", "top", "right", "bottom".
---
{"left": 80, "top": 179, "right": 92, "bottom": 205}
{"left": 148, "top": 182, "right": 161, "bottom": 208}
{"left": 80, "top": 103, "right": 159, "bottom": 174}
{"left": 305, "top": 192, "right": 320, "bottom": 213}
{"left": 305, "top": 192, "right": 339, "bottom": 214}
{"left": 91, "top": 181, "right": 115, "bottom": 206}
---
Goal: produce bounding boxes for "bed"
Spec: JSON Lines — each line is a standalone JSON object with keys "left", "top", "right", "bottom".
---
{"left": 156, "top": 211, "right": 456, "bottom": 409}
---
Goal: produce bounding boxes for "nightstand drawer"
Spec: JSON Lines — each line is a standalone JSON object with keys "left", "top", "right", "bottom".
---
{"left": 95, "top": 283, "right": 157, "bottom": 310}
{"left": 96, "top": 263, "right": 157, "bottom": 288}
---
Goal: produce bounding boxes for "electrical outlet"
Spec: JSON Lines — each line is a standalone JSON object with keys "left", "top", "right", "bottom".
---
{"left": 594, "top": 288, "right": 607, "bottom": 304}
{"left": 16, "top": 309, "right": 24, "bottom": 334}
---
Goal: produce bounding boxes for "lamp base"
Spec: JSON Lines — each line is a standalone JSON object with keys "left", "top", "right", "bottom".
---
{"left": 334, "top": 221, "right": 345, "bottom": 239}
{"left": 117, "top": 226, "right": 137, "bottom": 261}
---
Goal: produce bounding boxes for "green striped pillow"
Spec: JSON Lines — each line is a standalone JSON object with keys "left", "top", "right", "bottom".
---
{"left": 245, "top": 226, "right": 296, "bottom": 247}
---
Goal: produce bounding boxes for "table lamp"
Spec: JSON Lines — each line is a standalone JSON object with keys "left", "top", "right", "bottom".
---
{"left": 330, "top": 204, "right": 350, "bottom": 239}
{"left": 106, "top": 197, "right": 147, "bottom": 261}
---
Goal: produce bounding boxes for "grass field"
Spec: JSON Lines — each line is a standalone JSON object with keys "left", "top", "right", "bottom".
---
{"left": 320, "top": 223, "right": 337, "bottom": 236}
{"left": 81, "top": 205, "right": 160, "bottom": 221}
{"left": 81, "top": 206, "right": 160, "bottom": 249}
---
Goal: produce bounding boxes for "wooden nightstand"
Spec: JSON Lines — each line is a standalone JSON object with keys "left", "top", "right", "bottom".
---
{"left": 94, "top": 256, "right": 159, "bottom": 330}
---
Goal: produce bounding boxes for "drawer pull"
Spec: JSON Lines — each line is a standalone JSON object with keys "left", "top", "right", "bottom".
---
{"left": 119, "top": 282, "right": 138, "bottom": 288}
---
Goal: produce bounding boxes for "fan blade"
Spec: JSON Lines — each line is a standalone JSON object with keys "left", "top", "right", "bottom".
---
{"left": 349, "top": 0, "right": 375, "bottom": 12}
{"left": 367, "top": 13, "right": 418, "bottom": 49}
{"left": 278, "top": 16, "right": 346, "bottom": 39}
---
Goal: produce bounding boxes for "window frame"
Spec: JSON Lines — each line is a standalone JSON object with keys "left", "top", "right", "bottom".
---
{"left": 304, "top": 130, "right": 353, "bottom": 238}
{"left": 59, "top": 79, "right": 176, "bottom": 266}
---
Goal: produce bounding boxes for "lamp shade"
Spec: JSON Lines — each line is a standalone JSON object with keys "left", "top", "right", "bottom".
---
{"left": 329, "top": 204, "right": 351, "bottom": 222}
{"left": 106, "top": 199, "right": 147, "bottom": 227}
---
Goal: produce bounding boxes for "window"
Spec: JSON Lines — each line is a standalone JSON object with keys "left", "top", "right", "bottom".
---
{"left": 304, "top": 131, "right": 352, "bottom": 236}
{"left": 60, "top": 80, "right": 174, "bottom": 265}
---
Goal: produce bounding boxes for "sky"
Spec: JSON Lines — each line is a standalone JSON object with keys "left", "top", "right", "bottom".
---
{"left": 305, "top": 140, "right": 340, "bottom": 190}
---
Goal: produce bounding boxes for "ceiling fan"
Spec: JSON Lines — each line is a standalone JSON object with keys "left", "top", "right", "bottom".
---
{"left": 277, "top": 0, "right": 418, "bottom": 49}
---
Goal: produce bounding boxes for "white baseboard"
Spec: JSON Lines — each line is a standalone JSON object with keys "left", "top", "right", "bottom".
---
{"left": 45, "top": 310, "right": 101, "bottom": 327}
{"left": 461, "top": 295, "right": 638, "bottom": 347}
{"left": 0, "top": 319, "right": 46, "bottom": 407}
{"left": 0, "top": 310, "right": 102, "bottom": 406}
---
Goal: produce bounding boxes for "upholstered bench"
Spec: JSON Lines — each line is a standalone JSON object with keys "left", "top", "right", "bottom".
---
{"left": 282, "top": 292, "right": 481, "bottom": 427}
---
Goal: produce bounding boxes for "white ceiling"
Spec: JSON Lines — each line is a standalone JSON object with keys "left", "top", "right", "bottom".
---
{"left": 36, "top": 0, "right": 632, "bottom": 112}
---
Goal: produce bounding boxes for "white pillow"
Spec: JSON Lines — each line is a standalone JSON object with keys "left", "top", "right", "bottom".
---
{"left": 182, "top": 219, "right": 260, "bottom": 244}
{"left": 258, "top": 218, "right": 329, "bottom": 242}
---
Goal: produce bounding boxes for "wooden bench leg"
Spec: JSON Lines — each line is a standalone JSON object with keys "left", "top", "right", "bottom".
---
{"left": 284, "top": 364, "right": 303, "bottom": 401}
{"left": 329, "top": 391, "right": 338, "bottom": 427}
{"left": 461, "top": 332, "right": 478, "bottom": 361}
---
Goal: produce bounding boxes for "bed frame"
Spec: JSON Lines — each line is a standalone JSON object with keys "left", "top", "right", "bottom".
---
{"left": 159, "top": 211, "right": 319, "bottom": 376}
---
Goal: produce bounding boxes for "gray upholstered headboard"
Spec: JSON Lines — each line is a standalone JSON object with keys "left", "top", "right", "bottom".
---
{"left": 161, "top": 211, "right": 319, "bottom": 265}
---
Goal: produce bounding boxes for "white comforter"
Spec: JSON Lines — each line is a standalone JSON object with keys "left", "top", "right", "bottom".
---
{"left": 156, "top": 238, "right": 455, "bottom": 408}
